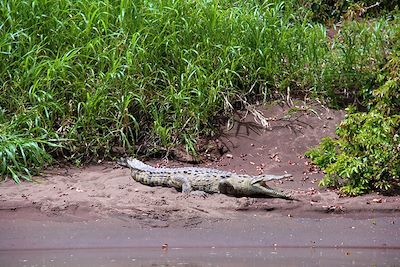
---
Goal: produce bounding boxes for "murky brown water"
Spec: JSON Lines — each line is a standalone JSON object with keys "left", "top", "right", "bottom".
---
{"left": 1, "top": 247, "right": 399, "bottom": 267}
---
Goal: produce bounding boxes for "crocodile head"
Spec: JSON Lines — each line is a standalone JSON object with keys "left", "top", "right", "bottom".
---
{"left": 218, "top": 177, "right": 293, "bottom": 199}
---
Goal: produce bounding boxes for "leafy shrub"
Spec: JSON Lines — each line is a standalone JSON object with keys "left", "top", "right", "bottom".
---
{"left": 306, "top": 53, "right": 400, "bottom": 195}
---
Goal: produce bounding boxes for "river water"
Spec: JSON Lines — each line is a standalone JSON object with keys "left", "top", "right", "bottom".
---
{"left": 2, "top": 212, "right": 400, "bottom": 266}
{"left": 1, "top": 247, "right": 399, "bottom": 267}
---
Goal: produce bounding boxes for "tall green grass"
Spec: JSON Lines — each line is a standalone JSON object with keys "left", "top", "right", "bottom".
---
{"left": 0, "top": 0, "right": 398, "bottom": 182}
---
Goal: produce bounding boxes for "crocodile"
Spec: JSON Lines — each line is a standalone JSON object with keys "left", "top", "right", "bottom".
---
{"left": 120, "top": 158, "right": 294, "bottom": 200}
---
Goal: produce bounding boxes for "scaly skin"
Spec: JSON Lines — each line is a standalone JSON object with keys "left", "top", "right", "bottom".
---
{"left": 120, "top": 158, "right": 293, "bottom": 200}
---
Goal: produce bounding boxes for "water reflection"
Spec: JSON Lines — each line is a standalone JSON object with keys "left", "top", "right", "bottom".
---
{"left": 1, "top": 247, "right": 399, "bottom": 267}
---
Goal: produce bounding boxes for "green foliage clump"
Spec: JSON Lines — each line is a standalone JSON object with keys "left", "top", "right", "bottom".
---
{"left": 306, "top": 53, "right": 400, "bottom": 195}
{"left": 0, "top": 117, "right": 60, "bottom": 183}
{"left": 0, "top": 133, "right": 52, "bottom": 183}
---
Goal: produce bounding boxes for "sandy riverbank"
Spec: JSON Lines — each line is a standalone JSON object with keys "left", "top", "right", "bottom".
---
{"left": 1, "top": 103, "right": 399, "bottom": 250}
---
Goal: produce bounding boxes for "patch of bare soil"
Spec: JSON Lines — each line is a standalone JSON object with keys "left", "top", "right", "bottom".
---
{"left": 1, "top": 101, "right": 400, "bottom": 227}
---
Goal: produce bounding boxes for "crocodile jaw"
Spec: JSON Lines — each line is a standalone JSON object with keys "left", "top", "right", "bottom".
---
{"left": 218, "top": 177, "right": 292, "bottom": 199}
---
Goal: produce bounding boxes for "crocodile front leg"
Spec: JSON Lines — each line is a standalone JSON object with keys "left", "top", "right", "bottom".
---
{"left": 172, "top": 175, "right": 207, "bottom": 198}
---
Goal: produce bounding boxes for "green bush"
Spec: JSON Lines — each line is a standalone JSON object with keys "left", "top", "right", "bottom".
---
{"left": 306, "top": 53, "right": 400, "bottom": 195}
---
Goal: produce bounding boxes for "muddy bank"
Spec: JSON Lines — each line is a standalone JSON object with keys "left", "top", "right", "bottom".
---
{"left": 1, "top": 102, "right": 399, "bottom": 250}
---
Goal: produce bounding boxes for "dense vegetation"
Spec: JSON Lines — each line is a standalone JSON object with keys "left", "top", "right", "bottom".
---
{"left": 304, "top": 1, "right": 400, "bottom": 195}
{"left": 306, "top": 50, "right": 399, "bottom": 195}
{"left": 0, "top": 0, "right": 399, "bottom": 193}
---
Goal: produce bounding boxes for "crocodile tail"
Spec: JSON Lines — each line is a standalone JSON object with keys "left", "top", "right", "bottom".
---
{"left": 117, "top": 157, "right": 128, "bottom": 167}
{"left": 125, "top": 158, "right": 156, "bottom": 171}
